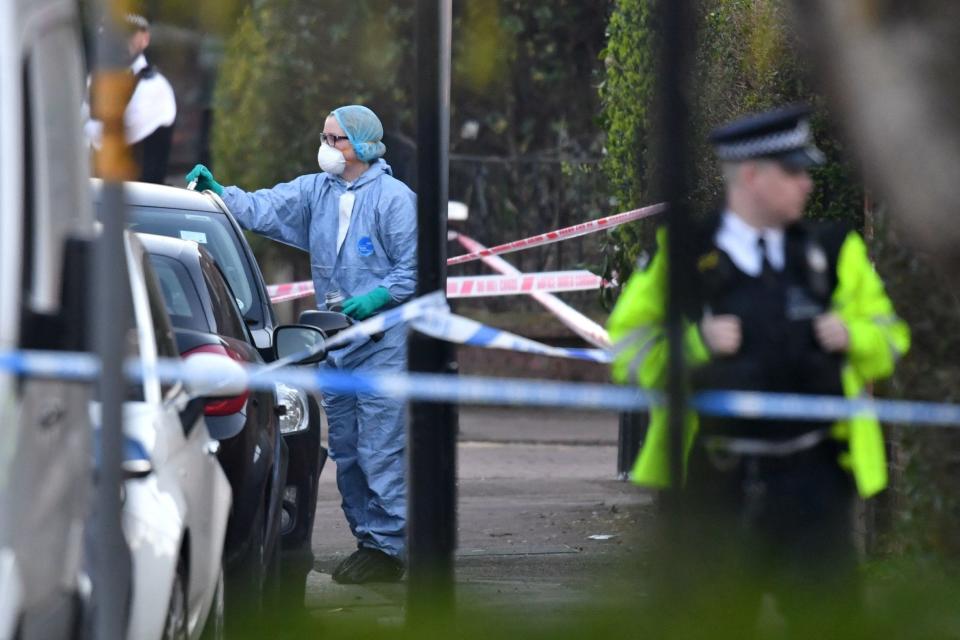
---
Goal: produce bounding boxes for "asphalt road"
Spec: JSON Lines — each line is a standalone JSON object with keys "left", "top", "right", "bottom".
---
{"left": 304, "top": 406, "right": 654, "bottom": 628}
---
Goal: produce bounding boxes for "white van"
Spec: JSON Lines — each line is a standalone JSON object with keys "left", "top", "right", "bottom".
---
{"left": 0, "top": 0, "right": 96, "bottom": 638}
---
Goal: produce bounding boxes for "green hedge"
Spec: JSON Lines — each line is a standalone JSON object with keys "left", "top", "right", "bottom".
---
{"left": 212, "top": 0, "right": 613, "bottom": 287}
{"left": 600, "top": 0, "right": 862, "bottom": 288}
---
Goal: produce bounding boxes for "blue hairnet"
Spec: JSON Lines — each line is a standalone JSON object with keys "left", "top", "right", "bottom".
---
{"left": 331, "top": 105, "right": 387, "bottom": 163}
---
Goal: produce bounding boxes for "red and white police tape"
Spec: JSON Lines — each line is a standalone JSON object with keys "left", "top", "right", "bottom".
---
{"left": 267, "top": 280, "right": 316, "bottom": 303}
{"left": 447, "top": 270, "right": 609, "bottom": 298}
{"left": 265, "top": 204, "right": 664, "bottom": 348}
{"left": 266, "top": 271, "right": 609, "bottom": 303}
{"left": 451, "top": 231, "right": 612, "bottom": 349}
{"left": 445, "top": 202, "right": 665, "bottom": 266}
{"left": 266, "top": 203, "right": 661, "bottom": 304}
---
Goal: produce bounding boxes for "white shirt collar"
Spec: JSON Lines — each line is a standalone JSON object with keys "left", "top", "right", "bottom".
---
{"left": 130, "top": 54, "right": 148, "bottom": 75}
{"left": 715, "top": 210, "right": 785, "bottom": 277}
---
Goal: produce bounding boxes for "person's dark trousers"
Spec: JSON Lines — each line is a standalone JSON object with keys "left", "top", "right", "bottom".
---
{"left": 133, "top": 124, "right": 174, "bottom": 184}
{"left": 669, "top": 439, "right": 860, "bottom": 637}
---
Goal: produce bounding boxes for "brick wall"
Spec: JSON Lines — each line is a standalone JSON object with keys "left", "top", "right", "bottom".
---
{"left": 452, "top": 309, "right": 611, "bottom": 382}
{"left": 457, "top": 344, "right": 610, "bottom": 383}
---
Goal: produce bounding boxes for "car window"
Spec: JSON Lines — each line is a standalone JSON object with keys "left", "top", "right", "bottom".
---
{"left": 124, "top": 325, "right": 145, "bottom": 402}
{"left": 122, "top": 262, "right": 145, "bottom": 403}
{"left": 141, "top": 253, "right": 181, "bottom": 398}
{"left": 149, "top": 255, "right": 211, "bottom": 334}
{"left": 201, "top": 258, "right": 249, "bottom": 342}
{"left": 127, "top": 206, "right": 259, "bottom": 324}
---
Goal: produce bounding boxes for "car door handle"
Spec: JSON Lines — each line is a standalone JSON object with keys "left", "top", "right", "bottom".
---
{"left": 205, "top": 440, "right": 221, "bottom": 456}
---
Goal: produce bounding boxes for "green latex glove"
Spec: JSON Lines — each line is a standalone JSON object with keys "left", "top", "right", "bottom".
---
{"left": 342, "top": 287, "right": 392, "bottom": 321}
{"left": 185, "top": 164, "right": 224, "bottom": 196}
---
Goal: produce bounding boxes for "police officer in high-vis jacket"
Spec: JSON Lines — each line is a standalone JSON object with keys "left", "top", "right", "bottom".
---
{"left": 607, "top": 105, "right": 909, "bottom": 630}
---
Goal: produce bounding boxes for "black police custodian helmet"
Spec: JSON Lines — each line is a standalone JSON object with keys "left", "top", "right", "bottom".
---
{"left": 709, "top": 104, "right": 825, "bottom": 169}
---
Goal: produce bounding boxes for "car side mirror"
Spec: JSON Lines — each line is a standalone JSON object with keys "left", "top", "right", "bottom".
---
{"left": 182, "top": 352, "right": 247, "bottom": 399}
{"left": 273, "top": 325, "right": 327, "bottom": 365}
{"left": 298, "top": 310, "right": 352, "bottom": 335}
{"left": 122, "top": 435, "right": 153, "bottom": 480}
{"left": 298, "top": 310, "right": 356, "bottom": 349}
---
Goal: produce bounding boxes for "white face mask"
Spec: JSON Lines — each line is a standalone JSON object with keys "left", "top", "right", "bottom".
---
{"left": 317, "top": 143, "right": 346, "bottom": 176}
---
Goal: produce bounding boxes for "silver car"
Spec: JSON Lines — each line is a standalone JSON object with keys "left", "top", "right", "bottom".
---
{"left": 119, "top": 232, "right": 238, "bottom": 640}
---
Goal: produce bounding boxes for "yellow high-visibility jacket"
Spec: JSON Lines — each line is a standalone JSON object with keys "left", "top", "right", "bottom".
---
{"left": 607, "top": 227, "right": 910, "bottom": 498}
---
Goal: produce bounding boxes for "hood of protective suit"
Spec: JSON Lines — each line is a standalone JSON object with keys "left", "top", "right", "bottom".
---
{"left": 339, "top": 158, "right": 392, "bottom": 190}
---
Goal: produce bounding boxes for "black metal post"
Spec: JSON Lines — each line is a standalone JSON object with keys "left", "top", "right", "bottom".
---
{"left": 88, "top": 4, "right": 135, "bottom": 639}
{"left": 657, "top": 0, "right": 695, "bottom": 499}
{"left": 407, "top": 0, "right": 457, "bottom": 622}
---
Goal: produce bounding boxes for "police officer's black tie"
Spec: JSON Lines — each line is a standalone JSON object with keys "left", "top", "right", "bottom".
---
{"left": 757, "top": 236, "right": 776, "bottom": 285}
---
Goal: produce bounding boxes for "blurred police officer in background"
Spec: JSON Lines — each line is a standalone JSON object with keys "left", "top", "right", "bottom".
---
{"left": 607, "top": 105, "right": 910, "bottom": 632}
{"left": 186, "top": 105, "right": 416, "bottom": 584}
{"left": 84, "top": 14, "right": 176, "bottom": 183}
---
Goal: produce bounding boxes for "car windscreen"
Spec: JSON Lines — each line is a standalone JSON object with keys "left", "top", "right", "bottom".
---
{"left": 148, "top": 254, "right": 211, "bottom": 335}
{"left": 127, "top": 206, "right": 262, "bottom": 326}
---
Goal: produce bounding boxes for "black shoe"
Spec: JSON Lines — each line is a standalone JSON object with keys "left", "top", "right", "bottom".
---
{"left": 331, "top": 549, "right": 365, "bottom": 583}
{"left": 331, "top": 548, "right": 404, "bottom": 584}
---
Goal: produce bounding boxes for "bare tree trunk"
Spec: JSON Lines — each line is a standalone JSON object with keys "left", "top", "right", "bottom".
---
{"left": 789, "top": 0, "right": 960, "bottom": 275}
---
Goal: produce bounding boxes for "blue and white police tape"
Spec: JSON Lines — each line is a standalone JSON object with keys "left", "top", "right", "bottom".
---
{"left": 0, "top": 290, "right": 604, "bottom": 393}
{"left": 324, "top": 289, "right": 610, "bottom": 363}
{"left": 7, "top": 348, "right": 960, "bottom": 425}
{"left": 0, "top": 349, "right": 98, "bottom": 380}
{"left": 694, "top": 391, "right": 960, "bottom": 427}
{"left": 322, "top": 289, "right": 448, "bottom": 350}
{"left": 256, "top": 293, "right": 448, "bottom": 372}
{"left": 257, "top": 367, "right": 652, "bottom": 411}
{"left": 0, "top": 348, "right": 644, "bottom": 411}
{"left": 411, "top": 307, "right": 610, "bottom": 363}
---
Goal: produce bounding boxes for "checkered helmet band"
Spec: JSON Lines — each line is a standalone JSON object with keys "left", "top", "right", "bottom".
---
{"left": 714, "top": 120, "right": 812, "bottom": 161}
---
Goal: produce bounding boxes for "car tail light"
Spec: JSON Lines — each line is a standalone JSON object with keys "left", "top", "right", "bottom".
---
{"left": 182, "top": 344, "right": 250, "bottom": 416}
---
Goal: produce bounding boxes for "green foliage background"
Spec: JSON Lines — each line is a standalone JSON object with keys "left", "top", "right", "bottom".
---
{"left": 599, "top": 0, "right": 862, "bottom": 288}
{"left": 212, "top": 0, "right": 614, "bottom": 304}
{"left": 213, "top": 0, "right": 417, "bottom": 189}
{"left": 868, "top": 213, "right": 960, "bottom": 560}
{"left": 213, "top": 1, "right": 612, "bottom": 188}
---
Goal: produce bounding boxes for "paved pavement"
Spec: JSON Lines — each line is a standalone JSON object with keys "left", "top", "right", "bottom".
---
{"left": 303, "top": 406, "right": 654, "bottom": 628}
{"left": 457, "top": 407, "right": 620, "bottom": 445}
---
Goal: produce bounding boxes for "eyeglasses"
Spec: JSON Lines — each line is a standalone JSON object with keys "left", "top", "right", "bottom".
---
{"left": 321, "top": 133, "right": 350, "bottom": 147}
